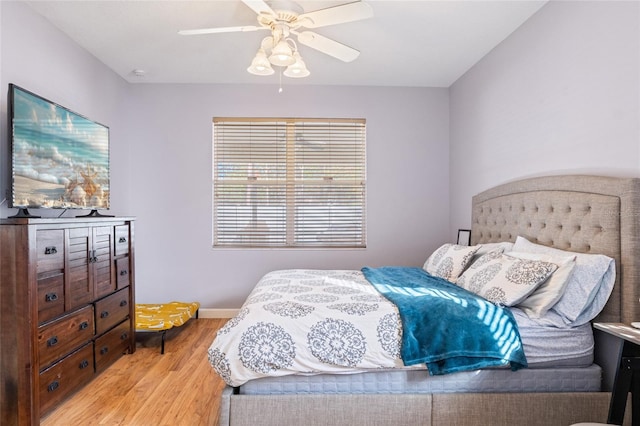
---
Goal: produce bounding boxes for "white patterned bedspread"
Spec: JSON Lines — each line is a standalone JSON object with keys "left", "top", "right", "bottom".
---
{"left": 208, "top": 269, "right": 406, "bottom": 387}
{"left": 207, "top": 269, "right": 594, "bottom": 387}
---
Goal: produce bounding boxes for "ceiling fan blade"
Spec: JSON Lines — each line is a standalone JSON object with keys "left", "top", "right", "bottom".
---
{"left": 241, "top": 0, "right": 275, "bottom": 16}
{"left": 295, "top": 31, "right": 360, "bottom": 62}
{"left": 298, "top": 1, "right": 373, "bottom": 29}
{"left": 178, "top": 26, "right": 263, "bottom": 36}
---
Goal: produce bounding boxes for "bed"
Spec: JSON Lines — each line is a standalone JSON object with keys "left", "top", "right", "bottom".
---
{"left": 211, "top": 175, "right": 640, "bottom": 426}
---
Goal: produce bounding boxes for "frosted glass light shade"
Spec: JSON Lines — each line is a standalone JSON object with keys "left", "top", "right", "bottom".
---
{"left": 269, "top": 40, "right": 295, "bottom": 66}
{"left": 284, "top": 52, "right": 310, "bottom": 78}
{"left": 247, "top": 49, "right": 274, "bottom": 75}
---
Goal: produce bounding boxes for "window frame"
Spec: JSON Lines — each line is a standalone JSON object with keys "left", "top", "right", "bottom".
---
{"left": 212, "top": 117, "right": 367, "bottom": 249}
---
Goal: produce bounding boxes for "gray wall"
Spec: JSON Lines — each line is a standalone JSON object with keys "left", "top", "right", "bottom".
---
{"left": 449, "top": 0, "right": 640, "bottom": 232}
{"left": 0, "top": 2, "right": 450, "bottom": 308}
{"left": 125, "top": 84, "right": 450, "bottom": 307}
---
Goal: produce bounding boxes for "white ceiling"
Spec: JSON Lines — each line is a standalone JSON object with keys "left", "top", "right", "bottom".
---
{"left": 24, "top": 0, "right": 547, "bottom": 87}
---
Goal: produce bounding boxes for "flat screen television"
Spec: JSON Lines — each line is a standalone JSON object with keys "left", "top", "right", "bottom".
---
{"left": 8, "top": 84, "right": 110, "bottom": 217}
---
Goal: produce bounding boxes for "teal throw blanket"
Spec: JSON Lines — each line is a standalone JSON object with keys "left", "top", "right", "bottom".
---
{"left": 361, "top": 266, "right": 528, "bottom": 375}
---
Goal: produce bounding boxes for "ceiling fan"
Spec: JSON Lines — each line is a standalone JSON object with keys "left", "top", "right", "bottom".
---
{"left": 178, "top": 0, "right": 373, "bottom": 78}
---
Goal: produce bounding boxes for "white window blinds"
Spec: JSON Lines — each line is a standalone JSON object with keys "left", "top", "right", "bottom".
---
{"left": 213, "top": 118, "right": 366, "bottom": 248}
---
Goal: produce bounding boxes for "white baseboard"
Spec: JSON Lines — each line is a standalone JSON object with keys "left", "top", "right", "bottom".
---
{"left": 199, "top": 308, "right": 239, "bottom": 318}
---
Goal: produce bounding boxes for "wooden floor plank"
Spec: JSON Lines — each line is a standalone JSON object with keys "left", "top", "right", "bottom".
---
{"left": 41, "top": 318, "right": 228, "bottom": 426}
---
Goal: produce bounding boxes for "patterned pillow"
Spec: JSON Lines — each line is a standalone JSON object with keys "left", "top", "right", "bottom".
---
{"left": 456, "top": 253, "right": 558, "bottom": 306}
{"left": 507, "top": 251, "right": 577, "bottom": 318}
{"left": 464, "top": 248, "right": 504, "bottom": 271}
{"left": 423, "top": 243, "right": 480, "bottom": 282}
{"left": 474, "top": 242, "right": 514, "bottom": 257}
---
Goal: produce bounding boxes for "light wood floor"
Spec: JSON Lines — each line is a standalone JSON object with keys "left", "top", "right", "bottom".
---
{"left": 41, "top": 318, "right": 228, "bottom": 426}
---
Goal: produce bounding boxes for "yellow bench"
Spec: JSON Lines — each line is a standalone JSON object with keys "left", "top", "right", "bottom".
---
{"left": 135, "top": 302, "right": 200, "bottom": 354}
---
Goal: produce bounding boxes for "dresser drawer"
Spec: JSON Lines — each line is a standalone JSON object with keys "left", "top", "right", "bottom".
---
{"left": 38, "top": 273, "right": 64, "bottom": 324}
{"left": 95, "top": 288, "right": 130, "bottom": 335}
{"left": 38, "top": 305, "right": 95, "bottom": 370}
{"left": 95, "top": 320, "right": 131, "bottom": 373}
{"left": 114, "top": 225, "right": 130, "bottom": 256}
{"left": 39, "top": 343, "right": 94, "bottom": 416}
{"left": 36, "top": 230, "right": 64, "bottom": 275}
{"left": 115, "top": 257, "right": 130, "bottom": 289}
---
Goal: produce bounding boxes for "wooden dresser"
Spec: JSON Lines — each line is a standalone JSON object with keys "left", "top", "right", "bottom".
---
{"left": 0, "top": 217, "right": 136, "bottom": 425}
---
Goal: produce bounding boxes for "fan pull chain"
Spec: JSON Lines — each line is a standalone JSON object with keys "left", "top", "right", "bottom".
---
{"left": 279, "top": 69, "right": 283, "bottom": 93}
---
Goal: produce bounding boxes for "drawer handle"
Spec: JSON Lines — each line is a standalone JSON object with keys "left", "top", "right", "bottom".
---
{"left": 79, "top": 359, "right": 90, "bottom": 369}
{"left": 100, "top": 346, "right": 109, "bottom": 355}
{"left": 44, "top": 246, "right": 58, "bottom": 255}
{"left": 45, "top": 292, "right": 58, "bottom": 302}
{"left": 79, "top": 321, "right": 89, "bottom": 330}
{"left": 120, "top": 332, "right": 128, "bottom": 341}
{"left": 119, "top": 237, "right": 127, "bottom": 243}
{"left": 100, "top": 311, "right": 109, "bottom": 319}
{"left": 119, "top": 300, "right": 128, "bottom": 307}
{"left": 120, "top": 270, "right": 128, "bottom": 276}
{"left": 47, "top": 381, "right": 60, "bottom": 392}
{"left": 47, "top": 336, "right": 58, "bottom": 347}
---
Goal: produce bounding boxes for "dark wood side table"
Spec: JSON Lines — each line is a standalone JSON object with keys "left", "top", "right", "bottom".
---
{"left": 593, "top": 323, "right": 640, "bottom": 425}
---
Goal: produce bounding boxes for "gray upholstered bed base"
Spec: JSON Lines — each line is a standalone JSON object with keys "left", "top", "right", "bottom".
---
{"left": 218, "top": 389, "right": 629, "bottom": 426}
{"left": 216, "top": 175, "right": 640, "bottom": 426}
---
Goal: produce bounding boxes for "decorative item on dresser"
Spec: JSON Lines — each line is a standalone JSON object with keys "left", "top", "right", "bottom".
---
{"left": 0, "top": 217, "right": 135, "bottom": 425}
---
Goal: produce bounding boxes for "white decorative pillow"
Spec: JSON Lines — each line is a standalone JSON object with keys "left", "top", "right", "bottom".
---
{"left": 513, "top": 236, "right": 615, "bottom": 326}
{"left": 423, "top": 243, "right": 480, "bottom": 282}
{"left": 456, "top": 253, "right": 558, "bottom": 306}
{"left": 475, "top": 242, "right": 514, "bottom": 257}
{"left": 508, "top": 251, "right": 577, "bottom": 319}
{"left": 466, "top": 242, "right": 514, "bottom": 271}
{"left": 464, "top": 248, "right": 505, "bottom": 272}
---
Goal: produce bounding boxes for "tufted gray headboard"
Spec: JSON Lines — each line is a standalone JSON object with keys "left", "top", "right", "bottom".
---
{"left": 471, "top": 175, "right": 640, "bottom": 324}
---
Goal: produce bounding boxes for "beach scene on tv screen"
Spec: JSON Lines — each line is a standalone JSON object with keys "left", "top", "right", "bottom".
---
{"left": 12, "top": 87, "right": 110, "bottom": 209}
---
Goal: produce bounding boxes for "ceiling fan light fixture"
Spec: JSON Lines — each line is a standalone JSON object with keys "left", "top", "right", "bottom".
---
{"left": 182, "top": 0, "right": 373, "bottom": 80}
{"left": 247, "top": 48, "right": 274, "bottom": 75}
{"left": 284, "top": 52, "right": 310, "bottom": 78}
{"left": 269, "top": 39, "right": 295, "bottom": 66}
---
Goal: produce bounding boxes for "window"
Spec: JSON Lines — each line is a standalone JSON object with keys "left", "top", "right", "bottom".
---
{"left": 213, "top": 118, "right": 366, "bottom": 248}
